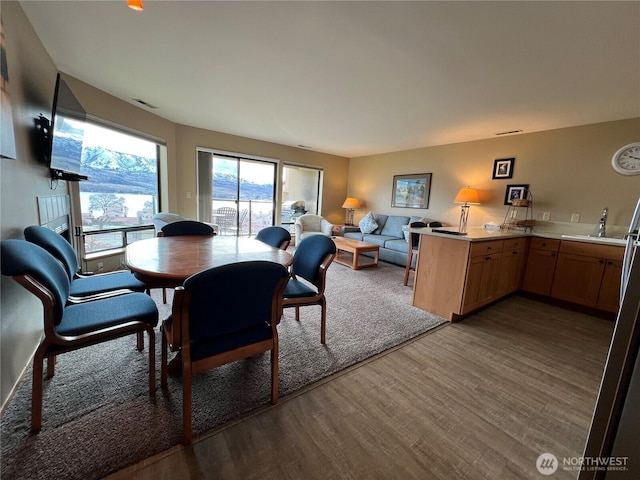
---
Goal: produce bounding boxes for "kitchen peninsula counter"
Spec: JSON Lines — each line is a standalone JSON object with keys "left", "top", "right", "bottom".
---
{"left": 410, "top": 227, "right": 624, "bottom": 320}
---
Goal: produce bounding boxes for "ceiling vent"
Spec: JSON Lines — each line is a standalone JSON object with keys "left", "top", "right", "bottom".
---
{"left": 132, "top": 98, "right": 158, "bottom": 109}
{"left": 496, "top": 129, "right": 523, "bottom": 136}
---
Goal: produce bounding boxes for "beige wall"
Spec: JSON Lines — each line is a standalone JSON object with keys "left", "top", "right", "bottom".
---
{"left": 348, "top": 119, "right": 640, "bottom": 233}
{"left": 174, "top": 125, "right": 349, "bottom": 225}
{"left": 0, "top": 1, "right": 62, "bottom": 407}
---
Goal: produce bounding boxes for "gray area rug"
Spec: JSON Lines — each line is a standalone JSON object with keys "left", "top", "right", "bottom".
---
{"left": 1, "top": 259, "right": 446, "bottom": 480}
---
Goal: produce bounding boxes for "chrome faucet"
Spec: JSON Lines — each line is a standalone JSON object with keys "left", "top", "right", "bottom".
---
{"left": 597, "top": 207, "right": 608, "bottom": 237}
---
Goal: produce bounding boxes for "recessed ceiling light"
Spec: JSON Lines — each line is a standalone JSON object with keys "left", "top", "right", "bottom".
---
{"left": 132, "top": 98, "right": 158, "bottom": 109}
{"left": 496, "top": 129, "right": 523, "bottom": 136}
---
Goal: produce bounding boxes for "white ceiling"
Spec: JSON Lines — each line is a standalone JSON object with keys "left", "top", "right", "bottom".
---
{"left": 20, "top": 1, "right": 640, "bottom": 158}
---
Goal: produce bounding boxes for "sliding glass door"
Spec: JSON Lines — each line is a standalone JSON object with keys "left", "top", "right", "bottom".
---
{"left": 281, "top": 164, "right": 323, "bottom": 226}
{"left": 197, "top": 150, "right": 276, "bottom": 236}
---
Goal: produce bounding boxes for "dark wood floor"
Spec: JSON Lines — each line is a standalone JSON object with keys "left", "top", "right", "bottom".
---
{"left": 105, "top": 295, "right": 613, "bottom": 480}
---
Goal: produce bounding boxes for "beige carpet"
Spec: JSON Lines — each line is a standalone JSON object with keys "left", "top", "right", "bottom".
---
{"left": 1, "top": 259, "right": 446, "bottom": 480}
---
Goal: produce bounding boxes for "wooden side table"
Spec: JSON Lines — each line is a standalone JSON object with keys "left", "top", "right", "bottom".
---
{"left": 332, "top": 224, "right": 353, "bottom": 236}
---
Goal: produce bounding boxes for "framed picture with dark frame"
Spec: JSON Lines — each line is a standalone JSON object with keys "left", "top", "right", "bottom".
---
{"left": 492, "top": 157, "right": 515, "bottom": 179}
{"left": 391, "top": 173, "right": 432, "bottom": 209}
{"left": 504, "top": 184, "right": 529, "bottom": 205}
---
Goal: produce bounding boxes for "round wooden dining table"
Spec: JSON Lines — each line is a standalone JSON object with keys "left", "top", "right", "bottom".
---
{"left": 126, "top": 235, "right": 293, "bottom": 288}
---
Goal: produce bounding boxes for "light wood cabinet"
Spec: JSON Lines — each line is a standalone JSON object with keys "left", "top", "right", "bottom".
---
{"left": 597, "top": 259, "right": 623, "bottom": 312}
{"left": 522, "top": 238, "right": 560, "bottom": 295}
{"left": 462, "top": 252, "right": 502, "bottom": 312}
{"left": 550, "top": 241, "right": 623, "bottom": 313}
{"left": 412, "top": 233, "right": 624, "bottom": 321}
{"left": 413, "top": 235, "right": 526, "bottom": 321}
{"left": 496, "top": 239, "right": 527, "bottom": 297}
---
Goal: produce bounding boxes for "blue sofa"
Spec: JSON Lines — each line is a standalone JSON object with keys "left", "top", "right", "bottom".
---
{"left": 341, "top": 214, "right": 440, "bottom": 267}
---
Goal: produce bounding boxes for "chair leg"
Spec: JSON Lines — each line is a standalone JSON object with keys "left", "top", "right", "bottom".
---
{"left": 295, "top": 306, "right": 300, "bottom": 321}
{"left": 46, "top": 355, "right": 55, "bottom": 378}
{"left": 182, "top": 363, "right": 193, "bottom": 445}
{"left": 403, "top": 250, "right": 414, "bottom": 286}
{"left": 162, "top": 288, "right": 167, "bottom": 304}
{"left": 161, "top": 326, "right": 168, "bottom": 388}
{"left": 271, "top": 339, "right": 279, "bottom": 404}
{"left": 31, "top": 348, "right": 46, "bottom": 433}
{"left": 136, "top": 331, "right": 144, "bottom": 351}
{"left": 320, "top": 298, "right": 327, "bottom": 345}
{"left": 147, "top": 329, "right": 156, "bottom": 394}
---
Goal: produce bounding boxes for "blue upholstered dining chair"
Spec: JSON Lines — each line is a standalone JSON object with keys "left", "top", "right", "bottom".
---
{"left": 0, "top": 239, "right": 158, "bottom": 432}
{"left": 255, "top": 226, "right": 291, "bottom": 250}
{"left": 156, "top": 220, "right": 215, "bottom": 303}
{"left": 158, "top": 220, "right": 215, "bottom": 237}
{"left": 24, "top": 225, "right": 145, "bottom": 297}
{"left": 160, "top": 260, "right": 289, "bottom": 445}
{"left": 282, "top": 235, "right": 337, "bottom": 344}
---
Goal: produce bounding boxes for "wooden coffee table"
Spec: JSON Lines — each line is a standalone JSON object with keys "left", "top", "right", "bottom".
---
{"left": 332, "top": 237, "right": 380, "bottom": 270}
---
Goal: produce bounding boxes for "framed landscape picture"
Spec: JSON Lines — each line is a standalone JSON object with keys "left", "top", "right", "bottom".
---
{"left": 391, "top": 173, "right": 432, "bottom": 209}
{"left": 492, "top": 157, "right": 515, "bottom": 179}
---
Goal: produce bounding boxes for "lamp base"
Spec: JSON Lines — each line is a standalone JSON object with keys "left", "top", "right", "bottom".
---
{"left": 458, "top": 204, "right": 470, "bottom": 234}
{"left": 346, "top": 209, "right": 355, "bottom": 226}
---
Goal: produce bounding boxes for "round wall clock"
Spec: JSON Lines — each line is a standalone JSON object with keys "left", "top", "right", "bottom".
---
{"left": 611, "top": 142, "right": 640, "bottom": 175}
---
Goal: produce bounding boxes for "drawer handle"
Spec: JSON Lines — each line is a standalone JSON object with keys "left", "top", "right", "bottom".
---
{"left": 487, "top": 247, "right": 492, "bottom": 250}
{"left": 551, "top": 253, "right": 556, "bottom": 257}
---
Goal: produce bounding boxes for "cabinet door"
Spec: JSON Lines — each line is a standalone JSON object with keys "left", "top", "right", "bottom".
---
{"left": 596, "top": 259, "right": 622, "bottom": 312}
{"left": 551, "top": 253, "right": 605, "bottom": 306}
{"left": 496, "top": 249, "right": 525, "bottom": 297}
{"left": 522, "top": 249, "right": 558, "bottom": 296}
{"left": 462, "top": 253, "right": 501, "bottom": 313}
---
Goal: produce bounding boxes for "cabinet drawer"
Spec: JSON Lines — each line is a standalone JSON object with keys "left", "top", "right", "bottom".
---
{"left": 529, "top": 237, "right": 560, "bottom": 252}
{"left": 560, "top": 240, "right": 624, "bottom": 261}
{"left": 503, "top": 237, "right": 526, "bottom": 251}
{"left": 469, "top": 240, "right": 503, "bottom": 257}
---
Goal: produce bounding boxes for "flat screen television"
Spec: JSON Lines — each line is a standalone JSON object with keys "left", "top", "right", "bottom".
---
{"left": 48, "top": 73, "right": 88, "bottom": 181}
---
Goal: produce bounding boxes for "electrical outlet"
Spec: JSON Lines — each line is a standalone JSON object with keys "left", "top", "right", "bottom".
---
{"left": 97, "top": 261, "right": 104, "bottom": 270}
{"left": 542, "top": 212, "right": 550, "bottom": 221}
{"left": 186, "top": 191, "right": 192, "bottom": 199}
{"left": 571, "top": 213, "right": 580, "bottom": 223}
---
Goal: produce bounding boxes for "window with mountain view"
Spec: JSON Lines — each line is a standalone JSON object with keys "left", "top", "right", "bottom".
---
{"left": 196, "top": 149, "right": 277, "bottom": 236}
{"left": 78, "top": 121, "right": 160, "bottom": 253}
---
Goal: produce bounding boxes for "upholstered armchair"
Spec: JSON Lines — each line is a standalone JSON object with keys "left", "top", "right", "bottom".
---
{"left": 294, "top": 214, "right": 333, "bottom": 242}
{"left": 152, "top": 212, "right": 219, "bottom": 236}
{"left": 160, "top": 260, "right": 289, "bottom": 444}
{"left": 1, "top": 239, "right": 158, "bottom": 432}
{"left": 282, "top": 235, "right": 336, "bottom": 344}
{"left": 255, "top": 226, "right": 291, "bottom": 250}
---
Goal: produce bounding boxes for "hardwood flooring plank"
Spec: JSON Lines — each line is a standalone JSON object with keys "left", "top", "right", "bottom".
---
{"left": 106, "top": 295, "right": 613, "bottom": 480}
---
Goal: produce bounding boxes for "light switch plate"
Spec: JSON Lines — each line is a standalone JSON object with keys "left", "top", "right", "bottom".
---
{"left": 571, "top": 213, "right": 580, "bottom": 223}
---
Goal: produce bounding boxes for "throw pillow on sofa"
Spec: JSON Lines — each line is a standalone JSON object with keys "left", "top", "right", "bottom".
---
{"left": 359, "top": 211, "right": 378, "bottom": 234}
